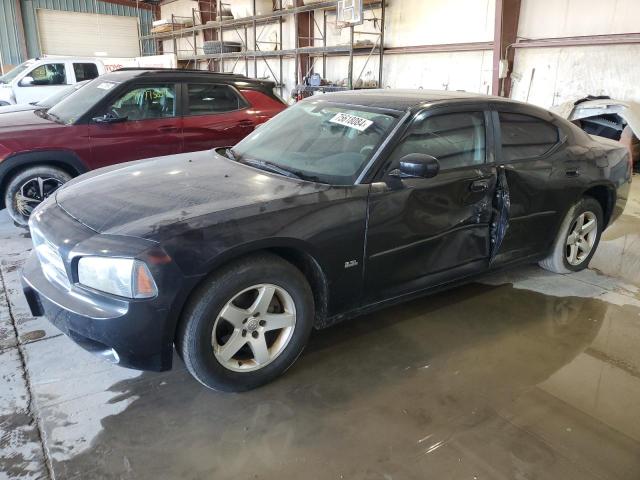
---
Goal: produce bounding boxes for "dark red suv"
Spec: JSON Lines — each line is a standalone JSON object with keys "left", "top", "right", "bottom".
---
{"left": 0, "top": 68, "right": 287, "bottom": 225}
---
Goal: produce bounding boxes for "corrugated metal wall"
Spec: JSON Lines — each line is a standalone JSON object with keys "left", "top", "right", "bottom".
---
{"left": 0, "top": 0, "right": 24, "bottom": 66}
{"left": 0, "top": 0, "right": 153, "bottom": 67}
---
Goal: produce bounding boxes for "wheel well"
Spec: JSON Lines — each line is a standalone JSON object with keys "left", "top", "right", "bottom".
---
{"left": 0, "top": 161, "right": 81, "bottom": 209}
{"left": 267, "top": 247, "right": 329, "bottom": 326}
{"left": 174, "top": 246, "right": 329, "bottom": 339}
{"left": 583, "top": 185, "right": 615, "bottom": 227}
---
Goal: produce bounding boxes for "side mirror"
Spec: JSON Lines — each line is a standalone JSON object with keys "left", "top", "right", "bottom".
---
{"left": 92, "top": 113, "right": 127, "bottom": 124}
{"left": 20, "top": 76, "right": 34, "bottom": 87}
{"left": 390, "top": 154, "right": 440, "bottom": 179}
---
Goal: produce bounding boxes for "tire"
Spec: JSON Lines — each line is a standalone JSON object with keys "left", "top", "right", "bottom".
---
{"left": 4, "top": 166, "right": 72, "bottom": 227}
{"left": 176, "top": 252, "right": 314, "bottom": 392}
{"left": 539, "top": 196, "right": 604, "bottom": 274}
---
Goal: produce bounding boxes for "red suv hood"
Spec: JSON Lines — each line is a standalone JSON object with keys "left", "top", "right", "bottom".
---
{"left": 0, "top": 109, "right": 62, "bottom": 134}
{"left": 0, "top": 110, "right": 83, "bottom": 157}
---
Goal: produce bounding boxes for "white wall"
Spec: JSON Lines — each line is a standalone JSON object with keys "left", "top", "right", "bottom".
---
{"left": 519, "top": 0, "right": 640, "bottom": 39}
{"left": 511, "top": 45, "right": 640, "bottom": 107}
{"left": 385, "top": 0, "right": 494, "bottom": 47}
{"left": 512, "top": 0, "right": 640, "bottom": 108}
{"left": 318, "top": 0, "right": 494, "bottom": 93}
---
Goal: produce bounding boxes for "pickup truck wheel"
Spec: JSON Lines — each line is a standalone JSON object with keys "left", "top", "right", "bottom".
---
{"left": 4, "top": 166, "right": 72, "bottom": 226}
{"left": 176, "top": 253, "right": 314, "bottom": 392}
{"left": 539, "top": 196, "right": 603, "bottom": 274}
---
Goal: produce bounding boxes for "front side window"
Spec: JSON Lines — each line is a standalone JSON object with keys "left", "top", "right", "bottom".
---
{"left": 231, "top": 101, "right": 398, "bottom": 185}
{"left": 25, "top": 63, "right": 67, "bottom": 86}
{"left": 108, "top": 85, "right": 176, "bottom": 121}
{"left": 187, "top": 84, "right": 243, "bottom": 114}
{"left": 499, "top": 112, "right": 559, "bottom": 161}
{"left": 73, "top": 63, "right": 99, "bottom": 82}
{"left": 389, "top": 111, "right": 486, "bottom": 170}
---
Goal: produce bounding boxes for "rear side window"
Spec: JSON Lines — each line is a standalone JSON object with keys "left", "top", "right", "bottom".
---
{"left": 389, "top": 112, "right": 486, "bottom": 170}
{"left": 499, "top": 113, "right": 559, "bottom": 161}
{"left": 187, "top": 84, "right": 243, "bottom": 115}
{"left": 73, "top": 63, "right": 99, "bottom": 82}
{"left": 26, "top": 63, "right": 67, "bottom": 86}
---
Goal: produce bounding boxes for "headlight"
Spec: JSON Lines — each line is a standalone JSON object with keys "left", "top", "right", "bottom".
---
{"left": 77, "top": 257, "right": 157, "bottom": 299}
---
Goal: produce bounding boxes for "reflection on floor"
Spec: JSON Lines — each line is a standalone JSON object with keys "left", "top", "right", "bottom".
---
{"left": 1, "top": 180, "right": 639, "bottom": 480}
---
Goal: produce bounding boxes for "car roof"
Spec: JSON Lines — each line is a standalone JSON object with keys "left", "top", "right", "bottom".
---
{"left": 102, "top": 68, "right": 265, "bottom": 84}
{"left": 36, "top": 57, "right": 102, "bottom": 62}
{"left": 311, "top": 89, "right": 518, "bottom": 112}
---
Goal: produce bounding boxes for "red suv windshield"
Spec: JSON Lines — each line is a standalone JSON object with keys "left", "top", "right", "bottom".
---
{"left": 48, "top": 78, "right": 121, "bottom": 124}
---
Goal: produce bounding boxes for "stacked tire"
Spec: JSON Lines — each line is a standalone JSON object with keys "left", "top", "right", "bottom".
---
{"left": 203, "top": 41, "right": 243, "bottom": 55}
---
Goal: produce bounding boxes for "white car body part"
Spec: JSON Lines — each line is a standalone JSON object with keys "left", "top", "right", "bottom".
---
{"left": 0, "top": 57, "right": 105, "bottom": 106}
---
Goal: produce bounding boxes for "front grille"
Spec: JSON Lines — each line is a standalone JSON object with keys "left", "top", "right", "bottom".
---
{"left": 30, "top": 224, "right": 70, "bottom": 290}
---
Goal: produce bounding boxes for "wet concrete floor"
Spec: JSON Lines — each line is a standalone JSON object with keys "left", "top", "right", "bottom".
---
{"left": 2, "top": 182, "right": 640, "bottom": 479}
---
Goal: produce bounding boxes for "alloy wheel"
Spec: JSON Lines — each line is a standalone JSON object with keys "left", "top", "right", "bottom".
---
{"left": 212, "top": 284, "right": 296, "bottom": 372}
{"left": 565, "top": 211, "right": 598, "bottom": 266}
{"left": 15, "top": 176, "right": 64, "bottom": 217}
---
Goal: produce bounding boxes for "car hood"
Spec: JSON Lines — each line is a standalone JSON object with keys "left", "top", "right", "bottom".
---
{"left": 56, "top": 150, "right": 329, "bottom": 239}
{"left": 553, "top": 98, "right": 640, "bottom": 139}
{"left": 0, "top": 109, "right": 60, "bottom": 134}
{"left": 0, "top": 104, "right": 37, "bottom": 115}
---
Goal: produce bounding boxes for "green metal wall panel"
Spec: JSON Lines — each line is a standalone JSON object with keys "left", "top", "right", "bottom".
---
{"left": 0, "top": 0, "right": 24, "bottom": 66}
{"left": 1, "top": 0, "right": 153, "bottom": 66}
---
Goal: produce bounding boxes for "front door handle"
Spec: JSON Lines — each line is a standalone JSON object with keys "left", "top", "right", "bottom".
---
{"left": 159, "top": 126, "right": 179, "bottom": 133}
{"left": 470, "top": 179, "right": 490, "bottom": 192}
{"left": 565, "top": 168, "right": 580, "bottom": 177}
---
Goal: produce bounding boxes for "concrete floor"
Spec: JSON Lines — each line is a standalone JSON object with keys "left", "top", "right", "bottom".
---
{"left": 2, "top": 181, "right": 640, "bottom": 480}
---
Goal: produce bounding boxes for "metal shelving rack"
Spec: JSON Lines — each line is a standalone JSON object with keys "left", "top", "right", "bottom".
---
{"left": 140, "top": 0, "right": 385, "bottom": 97}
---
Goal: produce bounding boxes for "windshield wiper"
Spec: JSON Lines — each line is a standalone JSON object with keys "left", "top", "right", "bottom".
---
{"left": 242, "top": 158, "right": 303, "bottom": 180}
{"left": 45, "top": 111, "right": 64, "bottom": 124}
{"left": 225, "top": 148, "right": 237, "bottom": 161}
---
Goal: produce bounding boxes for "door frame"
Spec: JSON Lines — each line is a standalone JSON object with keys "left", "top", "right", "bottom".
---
{"left": 361, "top": 102, "right": 500, "bottom": 303}
{"left": 363, "top": 100, "right": 496, "bottom": 184}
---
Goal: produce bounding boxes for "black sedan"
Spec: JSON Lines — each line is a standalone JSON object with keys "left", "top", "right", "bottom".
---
{"left": 22, "top": 90, "right": 631, "bottom": 391}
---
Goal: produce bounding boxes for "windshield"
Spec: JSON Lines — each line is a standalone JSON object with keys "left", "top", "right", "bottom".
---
{"left": 0, "top": 62, "right": 32, "bottom": 84}
{"left": 47, "top": 78, "right": 120, "bottom": 124}
{"left": 36, "top": 81, "right": 88, "bottom": 108}
{"left": 232, "top": 101, "right": 399, "bottom": 185}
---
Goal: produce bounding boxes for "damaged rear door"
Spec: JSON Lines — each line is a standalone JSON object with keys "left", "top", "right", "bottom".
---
{"left": 364, "top": 104, "right": 499, "bottom": 302}
{"left": 489, "top": 105, "right": 566, "bottom": 264}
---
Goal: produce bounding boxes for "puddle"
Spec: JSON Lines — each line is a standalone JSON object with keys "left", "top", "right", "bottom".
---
{"left": 43, "top": 283, "right": 640, "bottom": 479}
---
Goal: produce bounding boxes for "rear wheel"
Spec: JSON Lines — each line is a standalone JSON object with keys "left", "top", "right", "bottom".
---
{"left": 4, "top": 166, "right": 72, "bottom": 226}
{"left": 539, "top": 196, "right": 603, "bottom": 274}
{"left": 176, "top": 253, "right": 314, "bottom": 392}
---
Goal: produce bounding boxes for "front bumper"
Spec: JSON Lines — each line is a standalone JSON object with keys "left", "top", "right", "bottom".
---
{"left": 22, "top": 250, "right": 174, "bottom": 372}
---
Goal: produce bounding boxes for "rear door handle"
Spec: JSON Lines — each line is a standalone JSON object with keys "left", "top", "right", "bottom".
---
{"left": 239, "top": 120, "right": 255, "bottom": 128}
{"left": 159, "top": 126, "right": 179, "bottom": 133}
{"left": 470, "top": 179, "right": 490, "bottom": 192}
{"left": 565, "top": 169, "right": 580, "bottom": 177}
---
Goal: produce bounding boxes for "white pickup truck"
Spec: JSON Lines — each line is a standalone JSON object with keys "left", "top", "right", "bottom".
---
{"left": 0, "top": 57, "right": 105, "bottom": 106}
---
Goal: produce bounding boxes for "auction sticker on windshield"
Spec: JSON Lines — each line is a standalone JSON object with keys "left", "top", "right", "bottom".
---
{"left": 330, "top": 112, "right": 373, "bottom": 132}
{"left": 96, "top": 82, "right": 117, "bottom": 91}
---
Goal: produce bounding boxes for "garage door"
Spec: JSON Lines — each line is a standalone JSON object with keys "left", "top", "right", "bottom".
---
{"left": 37, "top": 9, "right": 140, "bottom": 57}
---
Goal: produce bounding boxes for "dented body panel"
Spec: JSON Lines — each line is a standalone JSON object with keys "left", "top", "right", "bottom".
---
{"left": 21, "top": 90, "right": 632, "bottom": 372}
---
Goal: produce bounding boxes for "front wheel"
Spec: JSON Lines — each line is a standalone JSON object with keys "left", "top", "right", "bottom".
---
{"left": 4, "top": 166, "right": 72, "bottom": 226}
{"left": 539, "top": 196, "right": 603, "bottom": 274}
{"left": 176, "top": 253, "right": 314, "bottom": 392}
